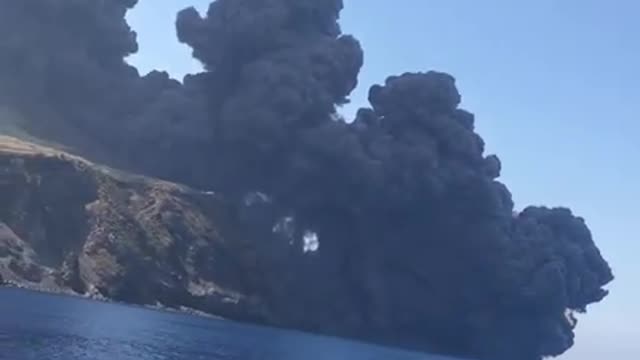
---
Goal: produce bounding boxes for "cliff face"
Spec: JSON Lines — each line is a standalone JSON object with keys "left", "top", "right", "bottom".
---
{"left": 0, "top": 136, "right": 265, "bottom": 320}
{"left": 0, "top": 135, "right": 364, "bottom": 338}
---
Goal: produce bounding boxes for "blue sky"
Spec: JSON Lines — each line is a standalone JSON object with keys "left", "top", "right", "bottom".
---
{"left": 128, "top": 1, "right": 639, "bottom": 358}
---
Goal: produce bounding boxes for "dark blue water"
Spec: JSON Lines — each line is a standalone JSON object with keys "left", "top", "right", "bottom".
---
{"left": 0, "top": 288, "right": 453, "bottom": 360}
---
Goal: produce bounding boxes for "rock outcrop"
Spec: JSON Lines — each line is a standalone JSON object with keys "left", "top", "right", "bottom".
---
{"left": 0, "top": 136, "right": 266, "bottom": 321}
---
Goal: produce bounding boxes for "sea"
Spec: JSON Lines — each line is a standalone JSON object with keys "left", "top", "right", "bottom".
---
{"left": 0, "top": 287, "right": 455, "bottom": 360}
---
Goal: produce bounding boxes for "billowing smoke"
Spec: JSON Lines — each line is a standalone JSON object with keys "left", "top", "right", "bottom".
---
{"left": 0, "top": 0, "right": 138, "bottom": 132}
{"left": 175, "top": 0, "right": 364, "bottom": 193}
{"left": 0, "top": 1, "right": 613, "bottom": 360}
{"left": 0, "top": 0, "right": 210, "bottom": 180}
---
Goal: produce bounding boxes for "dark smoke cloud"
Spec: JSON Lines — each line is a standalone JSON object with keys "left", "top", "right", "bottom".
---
{"left": 0, "top": 0, "right": 138, "bottom": 123}
{"left": 175, "top": 0, "right": 363, "bottom": 193}
{"left": 0, "top": 1, "right": 613, "bottom": 360}
{"left": 0, "top": 0, "right": 209, "bottom": 180}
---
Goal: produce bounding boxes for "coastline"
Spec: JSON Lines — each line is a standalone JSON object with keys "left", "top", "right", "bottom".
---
{"left": 0, "top": 281, "right": 222, "bottom": 321}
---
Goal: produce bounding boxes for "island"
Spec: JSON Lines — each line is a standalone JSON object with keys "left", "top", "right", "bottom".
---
{"left": 0, "top": 1, "right": 613, "bottom": 359}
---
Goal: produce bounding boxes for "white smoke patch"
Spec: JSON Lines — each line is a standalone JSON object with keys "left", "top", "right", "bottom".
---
{"left": 273, "top": 216, "right": 296, "bottom": 245}
{"left": 243, "top": 191, "right": 272, "bottom": 206}
{"left": 302, "top": 231, "right": 319, "bottom": 253}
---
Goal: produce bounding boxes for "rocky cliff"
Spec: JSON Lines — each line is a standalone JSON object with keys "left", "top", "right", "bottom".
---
{"left": 0, "top": 136, "right": 269, "bottom": 321}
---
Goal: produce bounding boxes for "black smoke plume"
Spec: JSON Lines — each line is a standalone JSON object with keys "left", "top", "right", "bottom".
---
{"left": 0, "top": 0, "right": 138, "bottom": 132}
{"left": 0, "top": 1, "right": 613, "bottom": 359}
{"left": 0, "top": 0, "right": 209, "bottom": 180}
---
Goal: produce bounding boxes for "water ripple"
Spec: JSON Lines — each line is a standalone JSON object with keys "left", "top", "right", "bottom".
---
{"left": 0, "top": 288, "right": 448, "bottom": 360}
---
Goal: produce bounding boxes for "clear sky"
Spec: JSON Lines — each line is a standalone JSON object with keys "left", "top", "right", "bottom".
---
{"left": 127, "top": 1, "right": 639, "bottom": 358}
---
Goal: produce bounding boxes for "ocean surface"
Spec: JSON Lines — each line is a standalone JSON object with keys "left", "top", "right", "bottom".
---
{"left": 0, "top": 288, "right": 453, "bottom": 360}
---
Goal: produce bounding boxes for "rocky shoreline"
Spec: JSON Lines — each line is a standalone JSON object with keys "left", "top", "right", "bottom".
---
{"left": 0, "top": 137, "right": 269, "bottom": 324}
{"left": 0, "top": 280, "right": 224, "bottom": 321}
